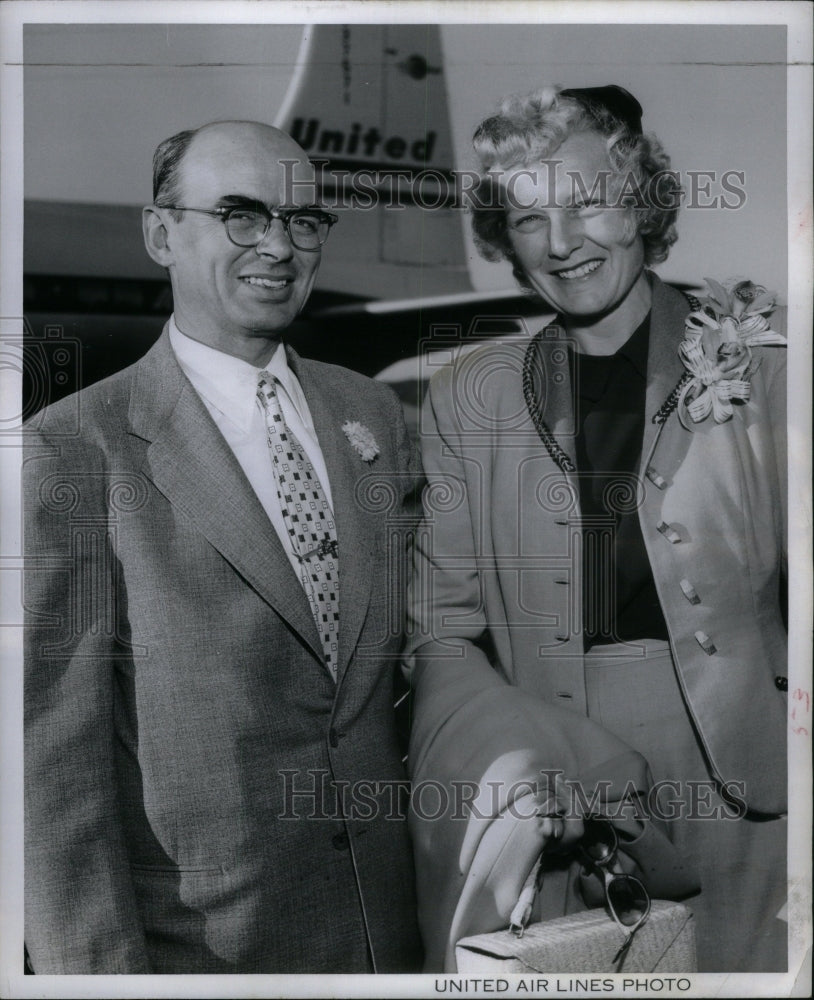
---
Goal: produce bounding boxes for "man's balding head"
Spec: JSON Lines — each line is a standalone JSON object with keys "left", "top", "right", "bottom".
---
{"left": 153, "top": 121, "right": 314, "bottom": 216}
{"left": 143, "top": 120, "right": 324, "bottom": 364}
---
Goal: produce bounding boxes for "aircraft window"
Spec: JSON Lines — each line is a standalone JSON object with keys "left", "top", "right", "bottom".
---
{"left": 76, "top": 282, "right": 109, "bottom": 309}
{"left": 24, "top": 275, "right": 172, "bottom": 315}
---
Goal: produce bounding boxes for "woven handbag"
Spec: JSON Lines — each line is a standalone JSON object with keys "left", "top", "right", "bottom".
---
{"left": 455, "top": 899, "right": 696, "bottom": 974}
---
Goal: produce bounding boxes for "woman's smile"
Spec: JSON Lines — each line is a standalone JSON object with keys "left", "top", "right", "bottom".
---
{"left": 550, "top": 258, "right": 605, "bottom": 280}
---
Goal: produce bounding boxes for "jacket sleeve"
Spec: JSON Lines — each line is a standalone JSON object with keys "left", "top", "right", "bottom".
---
{"left": 23, "top": 426, "right": 151, "bottom": 973}
{"left": 404, "top": 365, "right": 508, "bottom": 703}
{"left": 387, "top": 380, "right": 425, "bottom": 530}
{"left": 765, "top": 332, "right": 788, "bottom": 569}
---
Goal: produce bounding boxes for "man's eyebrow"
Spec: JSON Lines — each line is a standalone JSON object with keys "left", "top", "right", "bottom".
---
{"left": 216, "top": 194, "right": 267, "bottom": 209}
{"left": 215, "top": 194, "right": 325, "bottom": 211}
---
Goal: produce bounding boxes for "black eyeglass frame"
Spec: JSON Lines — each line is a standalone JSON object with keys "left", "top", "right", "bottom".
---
{"left": 577, "top": 819, "right": 652, "bottom": 964}
{"left": 155, "top": 204, "right": 339, "bottom": 251}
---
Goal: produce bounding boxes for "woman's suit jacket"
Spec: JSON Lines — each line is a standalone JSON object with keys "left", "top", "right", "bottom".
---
{"left": 406, "top": 274, "right": 787, "bottom": 817}
{"left": 24, "top": 330, "right": 423, "bottom": 973}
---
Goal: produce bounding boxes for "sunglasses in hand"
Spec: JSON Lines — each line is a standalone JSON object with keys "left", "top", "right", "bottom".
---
{"left": 577, "top": 818, "right": 652, "bottom": 965}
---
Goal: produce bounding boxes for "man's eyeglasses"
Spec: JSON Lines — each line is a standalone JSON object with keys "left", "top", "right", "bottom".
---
{"left": 156, "top": 204, "right": 338, "bottom": 252}
{"left": 578, "top": 819, "right": 652, "bottom": 965}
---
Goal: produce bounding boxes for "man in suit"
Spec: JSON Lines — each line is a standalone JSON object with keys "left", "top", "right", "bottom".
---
{"left": 24, "top": 121, "right": 423, "bottom": 974}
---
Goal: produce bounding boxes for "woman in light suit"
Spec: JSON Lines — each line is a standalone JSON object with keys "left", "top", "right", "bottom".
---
{"left": 405, "top": 85, "right": 787, "bottom": 972}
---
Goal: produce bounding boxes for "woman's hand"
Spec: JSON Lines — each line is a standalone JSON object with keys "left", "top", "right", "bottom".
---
{"left": 535, "top": 770, "right": 585, "bottom": 851}
{"left": 537, "top": 812, "right": 584, "bottom": 852}
{"left": 509, "top": 801, "right": 584, "bottom": 936}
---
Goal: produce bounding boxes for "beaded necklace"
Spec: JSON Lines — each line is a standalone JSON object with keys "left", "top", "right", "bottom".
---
{"left": 520, "top": 292, "right": 701, "bottom": 473}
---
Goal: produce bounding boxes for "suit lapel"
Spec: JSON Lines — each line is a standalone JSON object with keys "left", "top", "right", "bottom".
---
{"left": 287, "top": 349, "right": 376, "bottom": 683}
{"left": 640, "top": 275, "right": 695, "bottom": 470}
{"left": 533, "top": 278, "right": 691, "bottom": 468}
{"left": 529, "top": 324, "right": 580, "bottom": 493}
{"left": 527, "top": 277, "right": 692, "bottom": 503}
{"left": 127, "top": 330, "right": 324, "bottom": 662}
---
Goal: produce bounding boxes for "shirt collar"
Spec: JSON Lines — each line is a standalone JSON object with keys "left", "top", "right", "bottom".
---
{"left": 615, "top": 311, "right": 651, "bottom": 380}
{"left": 564, "top": 310, "right": 651, "bottom": 378}
{"left": 168, "top": 316, "right": 303, "bottom": 432}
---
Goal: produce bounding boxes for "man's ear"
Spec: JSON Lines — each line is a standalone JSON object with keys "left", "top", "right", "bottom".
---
{"left": 142, "top": 206, "right": 175, "bottom": 268}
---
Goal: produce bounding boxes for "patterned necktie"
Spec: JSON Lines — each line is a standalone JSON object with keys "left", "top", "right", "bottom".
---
{"left": 257, "top": 372, "right": 339, "bottom": 680}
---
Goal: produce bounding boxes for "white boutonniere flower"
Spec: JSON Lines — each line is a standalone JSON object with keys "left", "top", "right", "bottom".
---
{"left": 677, "top": 277, "right": 786, "bottom": 428}
{"left": 342, "top": 420, "right": 380, "bottom": 462}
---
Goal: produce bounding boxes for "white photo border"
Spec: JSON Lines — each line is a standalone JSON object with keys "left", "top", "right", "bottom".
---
{"left": 1, "top": 2, "right": 811, "bottom": 998}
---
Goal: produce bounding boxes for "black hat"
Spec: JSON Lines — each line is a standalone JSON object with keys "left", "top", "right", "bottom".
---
{"left": 558, "top": 85, "right": 643, "bottom": 135}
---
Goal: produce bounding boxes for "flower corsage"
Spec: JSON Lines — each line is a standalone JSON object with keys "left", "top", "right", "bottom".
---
{"left": 676, "top": 278, "right": 786, "bottom": 428}
{"left": 342, "top": 420, "right": 380, "bottom": 462}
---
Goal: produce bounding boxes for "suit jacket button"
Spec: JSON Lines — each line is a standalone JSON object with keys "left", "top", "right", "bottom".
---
{"left": 775, "top": 676, "right": 788, "bottom": 691}
{"left": 657, "top": 521, "right": 681, "bottom": 543}
{"left": 332, "top": 831, "right": 349, "bottom": 851}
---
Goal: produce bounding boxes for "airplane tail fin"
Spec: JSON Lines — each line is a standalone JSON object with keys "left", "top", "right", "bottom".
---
{"left": 275, "top": 24, "right": 455, "bottom": 175}
{"left": 274, "top": 24, "right": 472, "bottom": 300}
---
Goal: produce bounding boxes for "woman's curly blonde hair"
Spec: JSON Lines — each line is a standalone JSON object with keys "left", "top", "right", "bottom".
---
{"left": 470, "top": 86, "right": 681, "bottom": 289}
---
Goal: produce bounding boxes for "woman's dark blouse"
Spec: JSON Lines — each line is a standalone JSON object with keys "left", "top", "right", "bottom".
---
{"left": 568, "top": 313, "right": 669, "bottom": 648}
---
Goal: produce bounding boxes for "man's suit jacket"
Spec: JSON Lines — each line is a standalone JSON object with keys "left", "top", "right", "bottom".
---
{"left": 24, "top": 329, "right": 423, "bottom": 973}
{"left": 406, "top": 274, "right": 787, "bottom": 816}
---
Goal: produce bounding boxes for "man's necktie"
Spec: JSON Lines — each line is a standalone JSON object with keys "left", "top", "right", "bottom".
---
{"left": 257, "top": 372, "right": 339, "bottom": 680}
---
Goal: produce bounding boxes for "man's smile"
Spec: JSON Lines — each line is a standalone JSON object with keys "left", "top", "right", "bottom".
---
{"left": 240, "top": 275, "right": 294, "bottom": 289}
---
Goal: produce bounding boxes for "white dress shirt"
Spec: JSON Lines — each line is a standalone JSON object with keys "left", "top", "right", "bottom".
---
{"left": 169, "top": 317, "right": 334, "bottom": 580}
